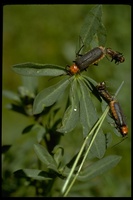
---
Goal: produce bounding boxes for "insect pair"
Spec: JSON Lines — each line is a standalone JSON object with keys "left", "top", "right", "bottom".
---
{"left": 66, "top": 44, "right": 127, "bottom": 138}
{"left": 66, "top": 46, "right": 125, "bottom": 75}
{"left": 96, "top": 81, "right": 128, "bottom": 137}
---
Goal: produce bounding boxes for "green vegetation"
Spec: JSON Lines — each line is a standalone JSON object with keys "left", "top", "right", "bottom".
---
{"left": 2, "top": 5, "right": 131, "bottom": 197}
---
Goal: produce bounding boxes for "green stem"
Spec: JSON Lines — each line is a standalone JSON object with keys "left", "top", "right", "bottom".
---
{"left": 62, "top": 106, "right": 109, "bottom": 196}
{"left": 61, "top": 81, "right": 124, "bottom": 197}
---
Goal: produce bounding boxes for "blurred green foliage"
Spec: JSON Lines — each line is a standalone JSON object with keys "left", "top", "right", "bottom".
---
{"left": 2, "top": 5, "right": 131, "bottom": 197}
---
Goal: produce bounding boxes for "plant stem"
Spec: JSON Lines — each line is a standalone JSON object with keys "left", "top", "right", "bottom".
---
{"left": 62, "top": 106, "right": 109, "bottom": 196}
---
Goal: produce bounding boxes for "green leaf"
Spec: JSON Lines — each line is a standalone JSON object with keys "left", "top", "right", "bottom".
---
{"left": 77, "top": 155, "right": 122, "bottom": 181}
{"left": 33, "top": 77, "right": 71, "bottom": 114}
{"left": 89, "top": 23, "right": 107, "bottom": 49}
{"left": 78, "top": 79, "right": 106, "bottom": 158}
{"left": 34, "top": 144, "right": 57, "bottom": 171}
{"left": 79, "top": 5, "right": 103, "bottom": 53}
{"left": 12, "top": 62, "right": 67, "bottom": 76}
{"left": 87, "top": 130, "right": 106, "bottom": 159}
{"left": 82, "top": 75, "right": 98, "bottom": 90}
{"left": 14, "top": 169, "right": 53, "bottom": 181}
{"left": 36, "top": 126, "right": 46, "bottom": 143}
{"left": 2, "top": 90, "right": 20, "bottom": 101}
{"left": 97, "top": 23, "right": 107, "bottom": 46}
{"left": 57, "top": 78, "right": 80, "bottom": 133}
{"left": 22, "top": 76, "right": 38, "bottom": 93}
{"left": 52, "top": 145, "right": 64, "bottom": 167}
{"left": 78, "top": 79, "right": 98, "bottom": 137}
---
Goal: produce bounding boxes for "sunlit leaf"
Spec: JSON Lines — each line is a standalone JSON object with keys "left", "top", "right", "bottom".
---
{"left": 57, "top": 78, "right": 80, "bottom": 133}
{"left": 12, "top": 62, "right": 67, "bottom": 77}
{"left": 78, "top": 79, "right": 98, "bottom": 137}
{"left": 97, "top": 23, "right": 107, "bottom": 46}
{"left": 33, "top": 77, "right": 71, "bottom": 114}
{"left": 78, "top": 5, "right": 103, "bottom": 53}
{"left": 78, "top": 79, "right": 106, "bottom": 158}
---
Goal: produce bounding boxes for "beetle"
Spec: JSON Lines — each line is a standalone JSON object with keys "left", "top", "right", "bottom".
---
{"left": 109, "top": 100, "right": 128, "bottom": 137}
{"left": 96, "top": 81, "right": 128, "bottom": 137}
{"left": 66, "top": 46, "right": 125, "bottom": 75}
{"left": 66, "top": 63, "right": 80, "bottom": 75}
{"left": 96, "top": 81, "right": 113, "bottom": 103}
{"left": 74, "top": 46, "right": 106, "bottom": 71}
{"left": 105, "top": 48, "right": 125, "bottom": 64}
